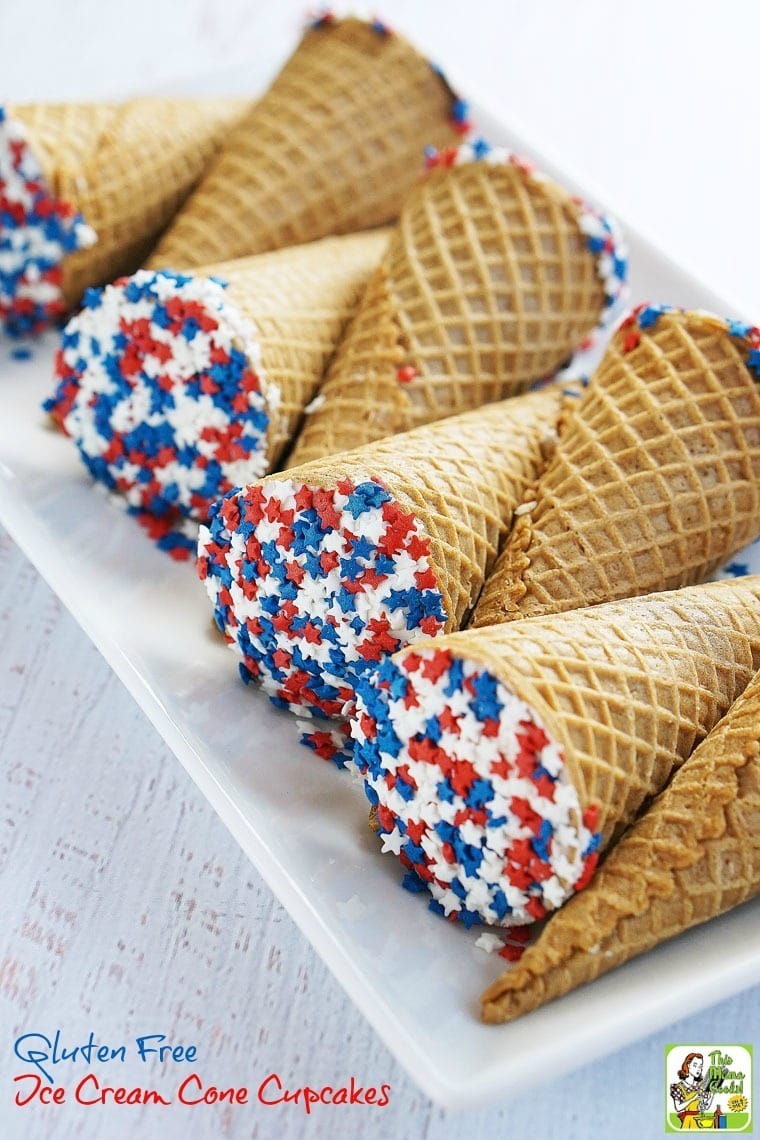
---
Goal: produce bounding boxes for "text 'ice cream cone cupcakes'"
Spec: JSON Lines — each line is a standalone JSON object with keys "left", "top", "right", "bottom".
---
{"left": 481, "top": 667, "right": 760, "bottom": 1023}
{"left": 286, "top": 140, "right": 627, "bottom": 467}
{"left": 148, "top": 14, "right": 469, "bottom": 272}
{"left": 197, "top": 385, "right": 563, "bottom": 760}
{"left": 0, "top": 98, "right": 246, "bottom": 336}
{"left": 44, "top": 230, "right": 387, "bottom": 559}
{"left": 351, "top": 577, "right": 760, "bottom": 928}
{"left": 473, "top": 305, "right": 760, "bottom": 628}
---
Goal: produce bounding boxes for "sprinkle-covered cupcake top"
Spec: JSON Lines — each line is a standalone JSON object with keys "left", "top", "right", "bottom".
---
{"left": 422, "top": 139, "right": 628, "bottom": 322}
{"left": 44, "top": 270, "right": 277, "bottom": 559}
{"left": 197, "top": 477, "right": 448, "bottom": 746}
{"left": 0, "top": 107, "right": 96, "bottom": 337}
{"left": 352, "top": 648, "right": 600, "bottom": 928}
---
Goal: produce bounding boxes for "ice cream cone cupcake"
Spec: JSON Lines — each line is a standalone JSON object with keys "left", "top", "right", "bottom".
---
{"left": 197, "top": 385, "right": 563, "bottom": 745}
{"left": 286, "top": 140, "right": 626, "bottom": 467}
{"left": 473, "top": 306, "right": 760, "bottom": 628}
{"left": 351, "top": 578, "right": 760, "bottom": 928}
{"left": 0, "top": 97, "right": 246, "bottom": 336}
{"left": 44, "top": 229, "right": 388, "bottom": 558}
{"left": 148, "top": 14, "right": 469, "bottom": 271}
{"left": 481, "top": 667, "right": 760, "bottom": 1023}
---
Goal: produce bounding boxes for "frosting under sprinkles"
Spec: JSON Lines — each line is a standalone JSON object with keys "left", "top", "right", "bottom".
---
{"left": 44, "top": 270, "right": 276, "bottom": 560}
{"left": 422, "top": 139, "right": 628, "bottom": 323}
{"left": 351, "top": 648, "right": 600, "bottom": 928}
{"left": 0, "top": 106, "right": 96, "bottom": 336}
{"left": 197, "top": 477, "right": 448, "bottom": 757}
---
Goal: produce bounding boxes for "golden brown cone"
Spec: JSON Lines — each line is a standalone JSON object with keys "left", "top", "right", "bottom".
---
{"left": 481, "top": 666, "right": 760, "bottom": 1024}
{"left": 148, "top": 17, "right": 463, "bottom": 270}
{"left": 394, "top": 577, "right": 760, "bottom": 855}
{"left": 199, "top": 230, "right": 389, "bottom": 470}
{"left": 287, "top": 159, "right": 606, "bottom": 466}
{"left": 12, "top": 98, "right": 247, "bottom": 307}
{"left": 472, "top": 309, "right": 760, "bottom": 628}
{"left": 266, "top": 386, "right": 563, "bottom": 629}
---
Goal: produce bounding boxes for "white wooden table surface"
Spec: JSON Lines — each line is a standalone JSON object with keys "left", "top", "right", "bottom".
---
{"left": 1, "top": 3, "right": 759, "bottom": 1138}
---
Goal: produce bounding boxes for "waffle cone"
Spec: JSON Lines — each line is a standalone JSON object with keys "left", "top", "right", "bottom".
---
{"left": 481, "top": 667, "right": 760, "bottom": 1023}
{"left": 12, "top": 97, "right": 246, "bottom": 306}
{"left": 408, "top": 577, "right": 760, "bottom": 851}
{"left": 473, "top": 309, "right": 760, "bottom": 628}
{"left": 267, "top": 385, "right": 563, "bottom": 628}
{"left": 202, "top": 230, "right": 389, "bottom": 470}
{"left": 287, "top": 158, "right": 608, "bottom": 467}
{"left": 148, "top": 18, "right": 463, "bottom": 270}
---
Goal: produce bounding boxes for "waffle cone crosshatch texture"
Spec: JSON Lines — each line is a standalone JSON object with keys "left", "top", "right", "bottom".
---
{"left": 148, "top": 15, "right": 469, "bottom": 270}
{"left": 473, "top": 305, "right": 760, "bottom": 626}
{"left": 286, "top": 142, "right": 626, "bottom": 466}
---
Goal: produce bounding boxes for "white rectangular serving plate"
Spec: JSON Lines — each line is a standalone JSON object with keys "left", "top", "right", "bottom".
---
{"left": 1, "top": 101, "right": 759, "bottom": 1110}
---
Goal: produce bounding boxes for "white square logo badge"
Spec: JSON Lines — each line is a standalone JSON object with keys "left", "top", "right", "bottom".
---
{"left": 665, "top": 1044, "right": 753, "bottom": 1133}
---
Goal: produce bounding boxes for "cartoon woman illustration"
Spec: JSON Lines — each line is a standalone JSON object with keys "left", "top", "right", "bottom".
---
{"left": 670, "top": 1053, "right": 714, "bottom": 1129}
